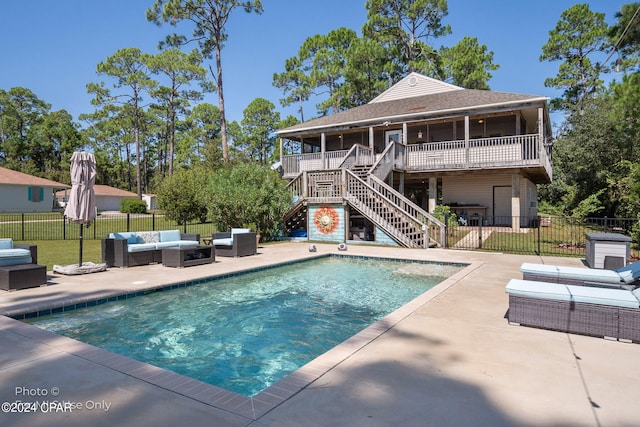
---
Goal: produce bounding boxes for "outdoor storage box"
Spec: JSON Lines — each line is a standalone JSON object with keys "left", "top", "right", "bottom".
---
{"left": 585, "top": 232, "right": 632, "bottom": 269}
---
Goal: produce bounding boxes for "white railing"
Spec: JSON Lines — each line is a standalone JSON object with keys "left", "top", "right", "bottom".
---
{"left": 282, "top": 150, "right": 350, "bottom": 176}
{"left": 368, "top": 175, "right": 445, "bottom": 246}
{"left": 405, "top": 134, "right": 549, "bottom": 173}
{"left": 283, "top": 134, "right": 551, "bottom": 178}
{"left": 338, "top": 144, "right": 375, "bottom": 170}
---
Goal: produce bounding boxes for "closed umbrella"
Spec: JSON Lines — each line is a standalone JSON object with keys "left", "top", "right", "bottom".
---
{"left": 64, "top": 151, "right": 96, "bottom": 266}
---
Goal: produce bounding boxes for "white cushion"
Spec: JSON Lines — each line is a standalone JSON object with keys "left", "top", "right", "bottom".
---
{"left": 231, "top": 228, "right": 251, "bottom": 235}
{"left": 505, "top": 279, "right": 571, "bottom": 301}
{"left": 213, "top": 238, "right": 233, "bottom": 246}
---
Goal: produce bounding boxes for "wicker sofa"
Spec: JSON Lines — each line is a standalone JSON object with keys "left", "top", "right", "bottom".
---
{"left": 211, "top": 228, "right": 257, "bottom": 257}
{"left": 102, "top": 230, "right": 200, "bottom": 268}
{"left": 506, "top": 278, "right": 640, "bottom": 343}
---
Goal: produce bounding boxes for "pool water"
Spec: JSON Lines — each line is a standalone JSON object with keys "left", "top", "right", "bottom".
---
{"left": 26, "top": 256, "right": 463, "bottom": 396}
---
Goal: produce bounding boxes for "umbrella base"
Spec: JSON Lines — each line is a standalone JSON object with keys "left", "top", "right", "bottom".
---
{"left": 53, "top": 262, "right": 107, "bottom": 276}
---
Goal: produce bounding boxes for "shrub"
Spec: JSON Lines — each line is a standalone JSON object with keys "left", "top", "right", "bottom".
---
{"left": 156, "top": 168, "right": 209, "bottom": 224}
{"left": 120, "top": 197, "right": 147, "bottom": 214}
{"left": 205, "top": 163, "right": 290, "bottom": 240}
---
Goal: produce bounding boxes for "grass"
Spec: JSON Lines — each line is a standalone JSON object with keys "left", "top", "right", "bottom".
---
{"left": 17, "top": 240, "right": 103, "bottom": 271}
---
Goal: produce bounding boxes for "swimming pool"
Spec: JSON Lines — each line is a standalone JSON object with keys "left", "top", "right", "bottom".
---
{"left": 26, "top": 256, "right": 464, "bottom": 396}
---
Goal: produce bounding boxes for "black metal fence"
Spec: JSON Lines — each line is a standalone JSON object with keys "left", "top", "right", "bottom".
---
{"left": 444, "top": 215, "right": 640, "bottom": 258}
{"left": 3, "top": 212, "right": 639, "bottom": 259}
{"left": 0, "top": 213, "right": 216, "bottom": 242}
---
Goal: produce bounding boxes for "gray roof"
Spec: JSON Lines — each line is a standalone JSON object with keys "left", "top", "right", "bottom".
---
{"left": 278, "top": 89, "right": 547, "bottom": 136}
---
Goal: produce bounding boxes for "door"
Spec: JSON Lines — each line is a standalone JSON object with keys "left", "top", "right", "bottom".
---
{"left": 493, "top": 186, "right": 512, "bottom": 226}
{"left": 385, "top": 130, "right": 402, "bottom": 148}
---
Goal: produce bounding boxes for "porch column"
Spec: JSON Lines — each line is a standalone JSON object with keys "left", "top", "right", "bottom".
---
{"left": 538, "top": 107, "right": 544, "bottom": 158}
{"left": 402, "top": 122, "right": 407, "bottom": 144}
{"left": 464, "top": 116, "right": 470, "bottom": 165}
{"left": 321, "top": 132, "right": 326, "bottom": 169}
{"left": 511, "top": 174, "right": 521, "bottom": 232}
{"left": 369, "top": 126, "right": 374, "bottom": 151}
{"left": 428, "top": 177, "right": 437, "bottom": 213}
{"left": 279, "top": 138, "right": 283, "bottom": 162}
{"left": 515, "top": 114, "right": 521, "bottom": 135}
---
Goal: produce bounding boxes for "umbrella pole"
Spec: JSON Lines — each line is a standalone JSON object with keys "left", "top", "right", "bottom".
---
{"left": 79, "top": 223, "right": 83, "bottom": 267}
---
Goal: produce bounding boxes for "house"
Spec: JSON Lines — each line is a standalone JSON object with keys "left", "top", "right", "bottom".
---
{"left": 0, "top": 167, "right": 70, "bottom": 213}
{"left": 142, "top": 194, "right": 157, "bottom": 211}
{"left": 276, "top": 73, "right": 553, "bottom": 248}
{"left": 57, "top": 185, "right": 138, "bottom": 212}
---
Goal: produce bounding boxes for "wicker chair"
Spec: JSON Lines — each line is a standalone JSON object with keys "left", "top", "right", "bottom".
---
{"left": 211, "top": 228, "right": 257, "bottom": 257}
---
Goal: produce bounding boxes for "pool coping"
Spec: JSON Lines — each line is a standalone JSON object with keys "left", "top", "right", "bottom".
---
{"left": 0, "top": 255, "right": 482, "bottom": 421}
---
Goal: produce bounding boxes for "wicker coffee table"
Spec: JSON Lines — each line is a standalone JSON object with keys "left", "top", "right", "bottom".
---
{"left": 161, "top": 245, "right": 214, "bottom": 268}
{"left": 0, "top": 264, "right": 47, "bottom": 291}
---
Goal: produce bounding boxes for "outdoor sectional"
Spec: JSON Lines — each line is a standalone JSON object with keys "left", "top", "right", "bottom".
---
{"left": 505, "top": 278, "right": 640, "bottom": 343}
{"left": 211, "top": 228, "right": 257, "bottom": 257}
{"left": 101, "top": 230, "right": 200, "bottom": 268}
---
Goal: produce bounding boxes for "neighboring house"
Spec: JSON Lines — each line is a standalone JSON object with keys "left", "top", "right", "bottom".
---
{"left": 142, "top": 194, "right": 157, "bottom": 211}
{"left": 276, "top": 73, "right": 553, "bottom": 248}
{"left": 57, "top": 185, "right": 138, "bottom": 212}
{"left": 0, "top": 167, "right": 70, "bottom": 213}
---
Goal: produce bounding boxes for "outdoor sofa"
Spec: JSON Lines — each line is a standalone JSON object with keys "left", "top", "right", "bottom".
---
{"left": 211, "top": 228, "right": 257, "bottom": 257}
{"left": 505, "top": 278, "right": 640, "bottom": 343}
{"left": 102, "top": 230, "right": 200, "bottom": 268}
{"left": 0, "top": 238, "right": 46, "bottom": 291}
{"left": 520, "top": 261, "right": 640, "bottom": 290}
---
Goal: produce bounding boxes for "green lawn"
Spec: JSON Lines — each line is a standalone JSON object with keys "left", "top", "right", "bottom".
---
{"left": 19, "top": 239, "right": 103, "bottom": 271}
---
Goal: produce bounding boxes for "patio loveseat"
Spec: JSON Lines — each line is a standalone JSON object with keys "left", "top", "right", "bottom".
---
{"left": 0, "top": 238, "right": 46, "bottom": 291}
{"left": 102, "top": 230, "right": 200, "bottom": 268}
{"left": 505, "top": 278, "right": 640, "bottom": 343}
{"left": 211, "top": 228, "right": 257, "bottom": 257}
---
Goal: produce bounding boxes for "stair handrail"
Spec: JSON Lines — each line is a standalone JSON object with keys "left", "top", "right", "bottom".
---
{"left": 368, "top": 174, "right": 446, "bottom": 246}
{"left": 337, "top": 144, "right": 374, "bottom": 170}
{"left": 345, "top": 170, "right": 438, "bottom": 248}
{"left": 368, "top": 141, "right": 398, "bottom": 181}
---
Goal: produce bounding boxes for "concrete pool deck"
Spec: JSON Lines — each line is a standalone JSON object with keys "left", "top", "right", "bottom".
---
{"left": 0, "top": 242, "right": 639, "bottom": 426}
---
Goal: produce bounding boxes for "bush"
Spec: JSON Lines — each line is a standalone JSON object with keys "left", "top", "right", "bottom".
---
{"left": 432, "top": 205, "right": 458, "bottom": 231}
{"left": 120, "top": 198, "right": 147, "bottom": 214}
{"left": 205, "top": 163, "right": 290, "bottom": 240}
{"left": 156, "top": 168, "right": 209, "bottom": 224}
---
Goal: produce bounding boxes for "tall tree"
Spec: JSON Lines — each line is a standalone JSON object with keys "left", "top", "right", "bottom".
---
{"left": 339, "top": 37, "right": 390, "bottom": 108}
{"left": 363, "top": 0, "right": 451, "bottom": 82}
{"left": 147, "top": 0, "right": 264, "bottom": 163}
{"left": 608, "top": 2, "right": 640, "bottom": 73}
{"left": 272, "top": 56, "right": 313, "bottom": 122}
{"left": 0, "top": 87, "right": 50, "bottom": 169}
{"left": 298, "top": 27, "right": 358, "bottom": 115}
{"left": 540, "top": 4, "right": 609, "bottom": 110}
{"left": 147, "top": 48, "right": 212, "bottom": 176}
{"left": 240, "top": 97, "right": 280, "bottom": 164}
{"left": 87, "top": 48, "right": 156, "bottom": 198}
{"left": 440, "top": 36, "right": 499, "bottom": 89}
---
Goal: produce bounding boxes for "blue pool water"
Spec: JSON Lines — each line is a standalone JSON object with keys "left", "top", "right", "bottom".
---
{"left": 26, "top": 256, "right": 463, "bottom": 396}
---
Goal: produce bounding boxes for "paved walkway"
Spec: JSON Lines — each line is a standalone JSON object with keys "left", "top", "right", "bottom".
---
{"left": 1, "top": 242, "right": 639, "bottom": 426}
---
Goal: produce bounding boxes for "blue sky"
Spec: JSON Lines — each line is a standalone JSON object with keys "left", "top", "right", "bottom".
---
{"left": 0, "top": 1, "right": 625, "bottom": 130}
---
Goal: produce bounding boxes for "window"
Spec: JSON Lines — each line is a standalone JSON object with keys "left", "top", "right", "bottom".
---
{"left": 28, "top": 187, "right": 44, "bottom": 203}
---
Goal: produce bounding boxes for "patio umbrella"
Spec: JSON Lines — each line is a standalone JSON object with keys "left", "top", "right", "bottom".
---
{"left": 64, "top": 151, "right": 96, "bottom": 266}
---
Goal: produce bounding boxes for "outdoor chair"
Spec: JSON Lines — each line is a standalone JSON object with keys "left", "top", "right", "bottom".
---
{"left": 211, "top": 228, "right": 257, "bottom": 257}
{"left": 520, "top": 260, "right": 640, "bottom": 290}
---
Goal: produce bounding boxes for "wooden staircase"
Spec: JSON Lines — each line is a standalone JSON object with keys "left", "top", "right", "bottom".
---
{"left": 284, "top": 168, "right": 445, "bottom": 248}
